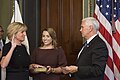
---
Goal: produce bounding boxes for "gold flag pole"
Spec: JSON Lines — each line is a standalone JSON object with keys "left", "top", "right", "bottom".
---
{"left": 13, "top": 0, "right": 15, "bottom": 22}
{"left": 111, "top": 0, "right": 116, "bottom": 33}
{"left": 82, "top": 0, "right": 85, "bottom": 19}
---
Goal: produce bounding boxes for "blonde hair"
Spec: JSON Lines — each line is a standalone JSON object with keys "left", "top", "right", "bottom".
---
{"left": 41, "top": 28, "right": 58, "bottom": 49}
{"left": 7, "top": 22, "right": 27, "bottom": 40}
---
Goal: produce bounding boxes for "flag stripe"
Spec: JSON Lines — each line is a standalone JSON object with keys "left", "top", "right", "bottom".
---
{"left": 94, "top": 14, "right": 112, "bottom": 46}
{"left": 104, "top": 74, "right": 109, "bottom": 80}
{"left": 106, "top": 56, "right": 114, "bottom": 71}
{"left": 113, "top": 50, "right": 120, "bottom": 73}
{"left": 115, "top": 20, "right": 120, "bottom": 34}
{"left": 119, "top": 18, "right": 120, "bottom": 21}
{"left": 113, "top": 31, "right": 120, "bottom": 46}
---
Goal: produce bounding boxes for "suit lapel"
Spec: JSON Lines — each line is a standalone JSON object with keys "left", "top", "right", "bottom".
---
{"left": 76, "top": 35, "right": 99, "bottom": 63}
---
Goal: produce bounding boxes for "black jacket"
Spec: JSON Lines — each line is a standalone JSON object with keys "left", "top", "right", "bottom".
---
{"left": 75, "top": 35, "right": 108, "bottom": 80}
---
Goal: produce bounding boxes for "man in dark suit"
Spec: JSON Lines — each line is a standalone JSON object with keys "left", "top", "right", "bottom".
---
{"left": 0, "top": 25, "right": 5, "bottom": 80}
{"left": 62, "top": 17, "right": 108, "bottom": 80}
{"left": 0, "top": 25, "right": 5, "bottom": 54}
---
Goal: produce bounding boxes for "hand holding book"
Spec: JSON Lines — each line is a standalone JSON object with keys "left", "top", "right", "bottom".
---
{"left": 34, "top": 67, "right": 47, "bottom": 73}
{"left": 29, "top": 64, "right": 47, "bottom": 73}
{"left": 61, "top": 66, "right": 78, "bottom": 74}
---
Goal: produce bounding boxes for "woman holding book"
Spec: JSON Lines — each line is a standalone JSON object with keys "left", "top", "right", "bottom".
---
{"left": 29, "top": 28, "right": 67, "bottom": 80}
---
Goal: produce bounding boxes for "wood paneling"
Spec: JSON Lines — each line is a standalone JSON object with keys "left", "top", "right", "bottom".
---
{"left": 40, "top": 0, "right": 83, "bottom": 79}
{"left": 40, "top": 0, "right": 83, "bottom": 63}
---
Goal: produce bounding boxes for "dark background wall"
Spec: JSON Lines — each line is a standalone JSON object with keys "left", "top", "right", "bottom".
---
{"left": 22, "top": 0, "right": 40, "bottom": 53}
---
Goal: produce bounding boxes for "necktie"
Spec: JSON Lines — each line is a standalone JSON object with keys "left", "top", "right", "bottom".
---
{"left": 77, "top": 41, "right": 87, "bottom": 59}
{"left": 0, "top": 41, "right": 2, "bottom": 50}
{"left": 83, "top": 41, "right": 87, "bottom": 48}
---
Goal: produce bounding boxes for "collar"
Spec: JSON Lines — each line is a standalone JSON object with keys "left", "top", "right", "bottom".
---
{"left": 86, "top": 34, "right": 97, "bottom": 44}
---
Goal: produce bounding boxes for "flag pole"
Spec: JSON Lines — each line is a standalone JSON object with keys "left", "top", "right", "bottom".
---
{"left": 111, "top": 0, "right": 116, "bottom": 33}
{"left": 13, "top": 0, "right": 15, "bottom": 22}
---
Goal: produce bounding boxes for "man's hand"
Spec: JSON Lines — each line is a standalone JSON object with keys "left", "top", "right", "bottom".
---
{"left": 62, "top": 65, "right": 78, "bottom": 74}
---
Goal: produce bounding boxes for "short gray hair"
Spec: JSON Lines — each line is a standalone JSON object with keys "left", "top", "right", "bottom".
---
{"left": 82, "top": 17, "right": 100, "bottom": 31}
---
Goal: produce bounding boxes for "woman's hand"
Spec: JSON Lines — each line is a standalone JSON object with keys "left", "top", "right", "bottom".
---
{"left": 11, "top": 34, "right": 17, "bottom": 48}
{"left": 61, "top": 66, "right": 70, "bottom": 74}
{"left": 46, "top": 66, "right": 63, "bottom": 74}
{"left": 46, "top": 66, "right": 52, "bottom": 74}
{"left": 62, "top": 66, "right": 78, "bottom": 74}
{"left": 29, "top": 64, "right": 46, "bottom": 73}
{"left": 30, "top": 64, "right": 45, "bottom": 69}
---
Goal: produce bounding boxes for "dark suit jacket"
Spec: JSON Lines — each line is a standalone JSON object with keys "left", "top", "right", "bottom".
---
{"left": 2, "top": 39, "right": 5, "bottom": 46}
{"left": 74, "top": 35, "right": 108, "bottom": 80}
{"left": 0, "top": 39, "right": 5, "bottom": 51}
{"left": 0, "top": 39, "right": 5, "bottom": 80}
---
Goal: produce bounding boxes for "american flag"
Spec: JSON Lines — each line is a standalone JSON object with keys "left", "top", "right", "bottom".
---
{"left": 94, "top": 0, "right": 120, "bottom": 80}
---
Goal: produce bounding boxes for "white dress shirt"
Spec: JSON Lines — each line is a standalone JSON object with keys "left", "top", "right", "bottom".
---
{"left": 77, "top": 34, "right": 98, "bottom": 59}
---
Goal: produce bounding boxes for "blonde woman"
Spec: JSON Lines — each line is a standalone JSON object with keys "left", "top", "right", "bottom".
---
{"left": 1, "top": 22, "right": 30, "bottom": 80}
